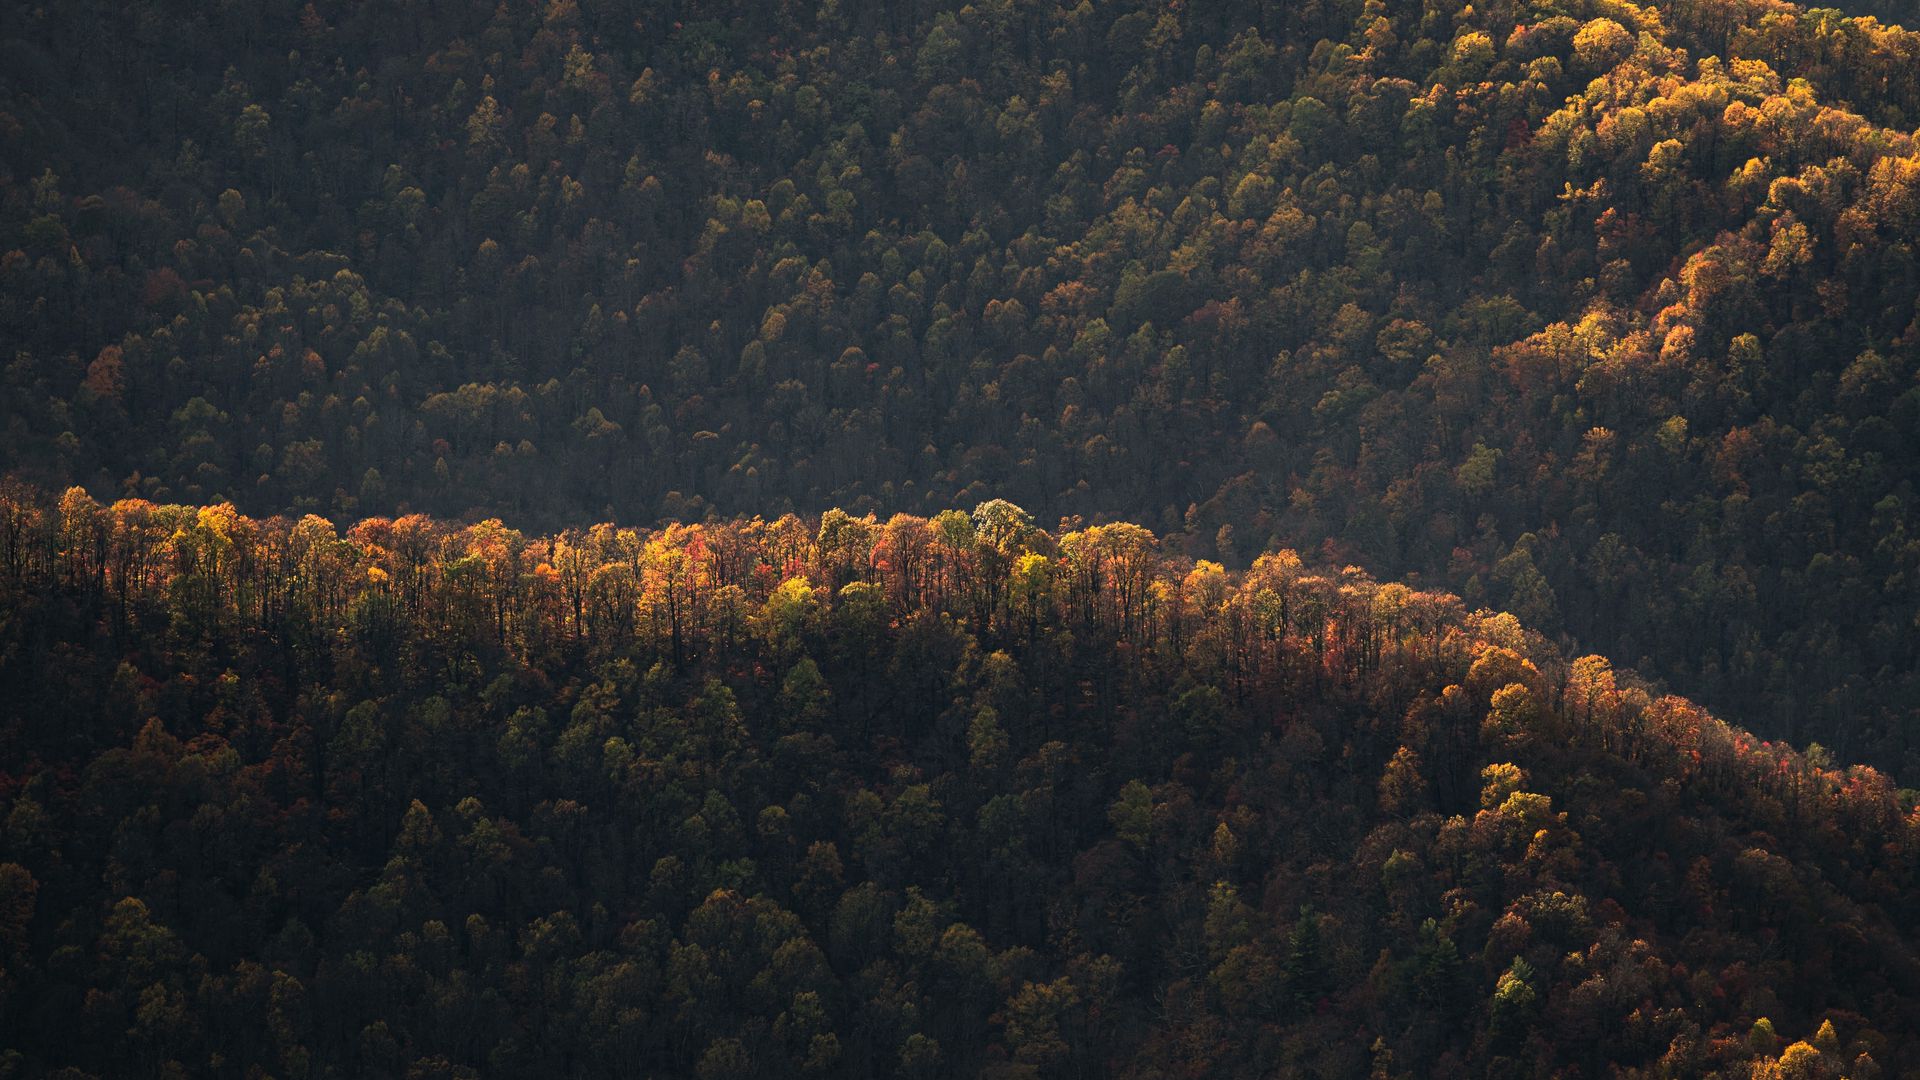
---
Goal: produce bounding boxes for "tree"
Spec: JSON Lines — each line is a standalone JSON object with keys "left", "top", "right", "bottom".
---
{"left": 1108, "top": 780, "right": 1153, "bottom": 848}
{"left": 1489, "top": 957, "right": 1538, "bottom": 1044}
{"left": 1573, "top": 19, "right": 1635, "bottom": 71}
{"left": 1001, "top": 977, "right": 1080, "bottom": 1073}
{"left": 756, "top": 577, "right": 819, "bottom": 658}
{"left": 1378, "top": 746, "right": 1429, "bottom": 816}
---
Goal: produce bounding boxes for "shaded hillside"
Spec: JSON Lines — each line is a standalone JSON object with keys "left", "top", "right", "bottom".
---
{"left": 7, "top": 0, "right": 1920, "bottom": 778}
{"left": 0, "top": 488, "right": 1915, "bottom": 1077}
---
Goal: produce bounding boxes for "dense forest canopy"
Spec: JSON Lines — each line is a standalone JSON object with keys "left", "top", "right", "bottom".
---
{"left": 6, "top": 0, "right": 1920, "bottom": 779}
{"left": 0, "top": 486, "right": 1915, "bottom": 1078}
{"left": 10, "top": 0, "right": 1920, "bottom": 1072}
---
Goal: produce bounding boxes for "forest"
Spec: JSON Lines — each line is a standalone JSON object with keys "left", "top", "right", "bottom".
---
{"left": 8, "top": 0, "right": 1920, "bottom": 1073}
{"left": 6, "top": 0, "right": 1920, "bottom": 779}
{"left": 0, "top": 487, "right": 1915, "bottom": 1078}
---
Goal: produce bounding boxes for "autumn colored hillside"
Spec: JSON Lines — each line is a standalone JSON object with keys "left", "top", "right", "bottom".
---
{"left": 7, "top": 0, "right": 1920, "bottom": 780}
{"left": 0, "top": 488, "right": 1915, "bottom": 1077}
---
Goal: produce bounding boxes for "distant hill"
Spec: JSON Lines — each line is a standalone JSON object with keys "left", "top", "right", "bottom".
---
{"left": 0, "top": 488, "right": 1914, "bottom": 1077}
{"left": 7, "top": 0, "right": 1920, "bottom": 779}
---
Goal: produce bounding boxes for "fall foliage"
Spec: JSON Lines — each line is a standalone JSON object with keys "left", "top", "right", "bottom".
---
{"left": 9, "top": 0, "right": 1920, "bottom": 1072}
{"left": 0, "top": 487, "right": 1915, "bottom": 1076}
{"left": 7, "top": 0, "right": 1920, "bottom": 780}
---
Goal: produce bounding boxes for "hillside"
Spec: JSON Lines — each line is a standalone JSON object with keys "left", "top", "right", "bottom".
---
{"left": 0, "top": 488, "right": 1915, "bottom": 1077}
{"left": 7, "top": 0, "right": 1920, "bottom": 780}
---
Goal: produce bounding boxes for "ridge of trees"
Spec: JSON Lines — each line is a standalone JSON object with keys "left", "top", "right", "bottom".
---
{"left": 8, "top": 0, "right": 1920, "bottom": 779}
{"left": 1, "top": 485, "right": 1916, "bottom": 1076}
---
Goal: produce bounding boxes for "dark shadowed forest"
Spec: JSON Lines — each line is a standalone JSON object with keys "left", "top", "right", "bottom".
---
{"left": 6, "top": 0, "right": 1920, "bottom": 1074}
{"left": 0, "top": 489, "right": 1915, "bottom": 1077}
{"left": 7, "top": 0, "right": 1920, "bottom": 776}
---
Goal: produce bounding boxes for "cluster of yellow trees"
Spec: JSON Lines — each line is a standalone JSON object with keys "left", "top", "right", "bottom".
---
{"left": 5, "top": 483, "right": 1911, "bottom": 852}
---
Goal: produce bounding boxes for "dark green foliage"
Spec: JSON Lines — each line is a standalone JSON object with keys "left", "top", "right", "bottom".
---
{"left": 6, "top": 0, "right": 1920, "bottom": 778}
{"left": 0, "top": 491, "right": 1914, "bottom": 1077}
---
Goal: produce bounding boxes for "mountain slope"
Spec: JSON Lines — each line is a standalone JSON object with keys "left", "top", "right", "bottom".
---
{"left": 0, "top": 489, "right": 1915, "bottom": 1077}
{"left": 7, "top": 0, "right": 1920, "bottom": 778}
